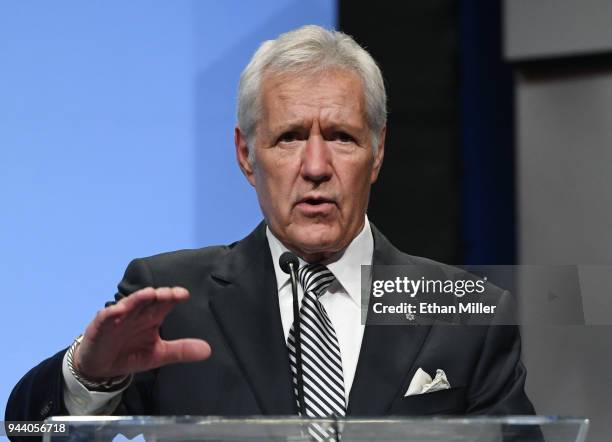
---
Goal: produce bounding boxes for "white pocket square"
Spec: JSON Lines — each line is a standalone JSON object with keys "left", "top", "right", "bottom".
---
{"left": 404, "top": 368, "right": 451, "bottom": 397}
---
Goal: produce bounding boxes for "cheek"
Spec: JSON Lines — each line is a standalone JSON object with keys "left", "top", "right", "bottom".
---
{"left": 338, "top": 163, "right": 374, "bottom": 209}
{"left": 254, "top": 163, "right": 294, "bottom": 210}
{"left": 344, "top": 159, "right": 374, "bottom": 188}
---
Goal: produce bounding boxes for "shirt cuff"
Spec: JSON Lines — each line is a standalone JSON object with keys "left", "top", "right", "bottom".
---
{"left": 62, "top": 347, "right": 132, "bottom": 415}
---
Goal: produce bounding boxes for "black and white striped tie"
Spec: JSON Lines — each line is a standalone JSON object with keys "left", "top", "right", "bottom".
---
{"left": 287, "top": 264, "right": 346, "bottom": 418}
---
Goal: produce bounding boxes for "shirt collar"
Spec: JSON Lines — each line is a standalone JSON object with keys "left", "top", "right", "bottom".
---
{"left": 266, "top": 216, "right": 374, "bottom": 306}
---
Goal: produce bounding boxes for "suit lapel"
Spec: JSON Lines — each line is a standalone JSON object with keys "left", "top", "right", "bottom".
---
{"left": 206, "top": 222, "right": 433, "bottom": 416}
{"left": 208, "top": 222, "right": 296, "bottom": 415}
{"left": 347, "top": 225, "right": 433, "bottom": 415}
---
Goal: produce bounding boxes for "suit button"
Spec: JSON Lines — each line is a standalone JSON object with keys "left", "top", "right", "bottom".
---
{"left": 40, "top": 400, "right": 53, "bottom": 418}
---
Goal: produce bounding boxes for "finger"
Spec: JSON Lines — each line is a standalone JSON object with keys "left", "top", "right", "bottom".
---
{"left": 93, "top": 287, "right": 190, "bottom": 333}
{"left": 95, "top": 287, "right": 157, "bottom": 328}
{"left": 128, "top": 287, "right": 190, "bottom": 328}
{"left": 153, "top": 286, "right": 189, "bottom": 303}
{"left": 154, "top": 286, "right": 173, "bottom": 300}
{"left": 148, "top": 299, "right": 180, "bottom": 326}
{"left": 155, "top": 338, "right": 212, "bottom": 366}
{"left": 170, "top": 286, "right": 190, "bottom": 301}
{"left": 123, "top": 286, "right": 176, "bottom": 321}
{"left": 132, "top": 287, "right": 180, "bottom": 321}
{"left": 131, "top": 287, "right": 175, "bottom": 320}
{"left": 130, "top": 299, "right": 177, "bottom": 330}
{"left": 116, "top": 287, "right": 158, "bottom": 312}
{"left": 113, "top": 286, "right": 188, "bottom": 314}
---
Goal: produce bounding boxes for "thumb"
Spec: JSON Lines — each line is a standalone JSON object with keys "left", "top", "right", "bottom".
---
{"left": 156, "top": 338, "right": 212, "bottom": 366}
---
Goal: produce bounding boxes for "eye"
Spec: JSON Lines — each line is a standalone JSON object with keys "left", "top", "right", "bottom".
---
{"left": 333, "top": 131, "right": 355, "bottom": 143}
{"left": 277, "top": 131, "right": 300, "bottom": 144}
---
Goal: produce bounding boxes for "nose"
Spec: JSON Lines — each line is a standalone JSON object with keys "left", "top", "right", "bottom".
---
{"left": 300, "top": 132, "right": 332, "bottom": 184}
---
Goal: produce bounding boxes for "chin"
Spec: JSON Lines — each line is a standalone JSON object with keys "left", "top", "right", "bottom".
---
{"left": 293, "top": 228, "right": 343, "bottom": 255}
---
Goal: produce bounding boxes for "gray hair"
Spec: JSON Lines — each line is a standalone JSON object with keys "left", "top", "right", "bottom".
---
{"left": 237, "top": 25, "right": 387, "bottom": 160}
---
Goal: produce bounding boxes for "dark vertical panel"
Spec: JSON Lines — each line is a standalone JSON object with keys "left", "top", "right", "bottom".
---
{"left": 339, "top": 1, "right": 460, "bottom": 264}
{"left": 458, "top": 0, "right": 515, "bottom": 264}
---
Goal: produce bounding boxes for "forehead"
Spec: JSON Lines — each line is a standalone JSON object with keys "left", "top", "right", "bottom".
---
{"left": 259, "top": 68, "right": 366, "bottom": 128}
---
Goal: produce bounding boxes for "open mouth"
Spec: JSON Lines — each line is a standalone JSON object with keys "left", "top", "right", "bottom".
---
{"left": 298, "top": 195, "right": 336, "bottom": 205}
{"left": 296, "top": 197, "right": 336, "bottom": 214}
{"left": 302, "top": 198, "right": 333, "bottom": 205}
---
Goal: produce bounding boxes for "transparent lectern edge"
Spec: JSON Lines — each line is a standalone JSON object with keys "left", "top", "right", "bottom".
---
{"left": 44, "top": 415, "right": 589, "bottom": 426}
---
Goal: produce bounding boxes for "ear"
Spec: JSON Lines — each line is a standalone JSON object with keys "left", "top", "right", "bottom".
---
{"left": 370, "top": 125, "right": 386, "bottom": 183}
{"left": 235, "top": 125, "right": 256, "bottom": 187}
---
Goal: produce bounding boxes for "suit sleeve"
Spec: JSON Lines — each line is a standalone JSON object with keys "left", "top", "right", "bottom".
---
{"left": 4, "top": 258, "right": 158, "bottom": 423}
{"left": 465, "top": 291, "right": 536, "bottom": 415}
{"left": 5, "top": 348, "right": 69, "bottom": 423}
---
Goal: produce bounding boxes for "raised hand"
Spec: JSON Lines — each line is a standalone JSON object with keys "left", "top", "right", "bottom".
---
{"left": 72, "top": 287, "right": 211, "bottom": 380}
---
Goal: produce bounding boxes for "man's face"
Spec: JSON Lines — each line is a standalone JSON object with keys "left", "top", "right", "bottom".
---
{"left": 236, "top": 69, "right": 385, "bottom": 262}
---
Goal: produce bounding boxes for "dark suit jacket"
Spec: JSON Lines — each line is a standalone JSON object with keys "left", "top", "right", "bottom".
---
{"left": 6, "top": 222, "right": 535, "bottom": 423}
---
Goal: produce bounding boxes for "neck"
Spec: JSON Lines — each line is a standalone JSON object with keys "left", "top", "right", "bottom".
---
{"left": 293, "top": 248, "right": 345, "bottom": 265}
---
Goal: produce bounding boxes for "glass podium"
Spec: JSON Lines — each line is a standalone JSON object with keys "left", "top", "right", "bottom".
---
{"left": 42, "top": 416, "right": 589, "bottom": 442}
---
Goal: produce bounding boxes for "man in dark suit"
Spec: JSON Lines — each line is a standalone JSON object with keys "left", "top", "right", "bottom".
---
{"left": 6, "top": 25, "right": 535, "bottom": 425}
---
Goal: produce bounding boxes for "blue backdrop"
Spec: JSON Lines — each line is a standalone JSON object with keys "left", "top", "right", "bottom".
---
{"left": 0, "top": 0, "right": 335, "bottom": 418}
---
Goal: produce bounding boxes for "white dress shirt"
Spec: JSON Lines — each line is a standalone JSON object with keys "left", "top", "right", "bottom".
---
{"left": 266, "top": 219, "right": 371, "bottom": 403}
{"left": 62, "top": 217, "right": 373, "bottom": 413}
{"left": 62, "top": 356, "right": 127, "bottom": 414}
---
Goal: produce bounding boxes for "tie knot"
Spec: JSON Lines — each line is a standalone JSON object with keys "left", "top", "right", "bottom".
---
{"left": 298, "top": 264, "right": 335, "bottom": 297}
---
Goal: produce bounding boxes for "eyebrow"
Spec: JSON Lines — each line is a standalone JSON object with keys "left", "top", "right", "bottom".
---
{"left": 268, "top": 120, "right": 309, "bottom": 135}
{"left": 269, "top": 119, "right": 365, "bottom": 135}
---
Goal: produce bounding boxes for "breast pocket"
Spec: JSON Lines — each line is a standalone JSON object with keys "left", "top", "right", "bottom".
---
{"left": 389, "top": 387, "right": 467, "bottom": 416}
